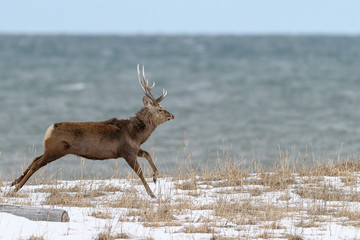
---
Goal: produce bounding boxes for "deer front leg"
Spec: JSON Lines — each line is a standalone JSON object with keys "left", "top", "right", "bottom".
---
{"left": 125, "top": 155, "right": 156, "bottom": 198}
{"left": 138, "top": 149, "right": 159, "bottom": 183}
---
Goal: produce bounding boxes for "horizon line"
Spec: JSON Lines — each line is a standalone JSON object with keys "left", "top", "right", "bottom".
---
{"left": 1, "top": 31, "right": 360, "bottom": 37}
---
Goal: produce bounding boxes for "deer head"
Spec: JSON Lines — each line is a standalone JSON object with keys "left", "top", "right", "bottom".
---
{"left": 137, "top": 64, "right": 174, "bottom": 126}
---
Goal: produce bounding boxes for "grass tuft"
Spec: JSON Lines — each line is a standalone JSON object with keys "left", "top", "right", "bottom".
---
{"left": 94, "top": 227, "right": 129, "bottom": 240}
{"left": 42, "top": 190, "right": 93, "bottom": 207}
{"left": 181, "top": 223, "right": 217, "bottom": 234}
{"left": 28, "top": 236, "right": 44, "bottom": 240}
{"left": 90, "top": 211, "right": 112, "bottom": 219}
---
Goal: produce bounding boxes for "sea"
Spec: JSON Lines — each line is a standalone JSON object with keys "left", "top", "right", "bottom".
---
{"left": 1, "top": 35, "right": 360, "bottom": 180}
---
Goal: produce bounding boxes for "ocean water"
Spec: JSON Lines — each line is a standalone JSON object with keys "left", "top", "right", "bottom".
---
{"left": 1, "top": 35, "right": 360, "bottom": 180}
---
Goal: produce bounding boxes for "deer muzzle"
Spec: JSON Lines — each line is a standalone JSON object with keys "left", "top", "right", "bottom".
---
{"left": 167, "top": 114, "right": 174, "bottom": 121}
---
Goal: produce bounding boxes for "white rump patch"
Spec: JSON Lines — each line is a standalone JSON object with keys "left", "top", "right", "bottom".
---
{"left": 43, "top": 124, "right": 54, "bottom": 145}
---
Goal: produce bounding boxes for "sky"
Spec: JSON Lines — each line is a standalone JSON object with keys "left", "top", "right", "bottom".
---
{"left": 0, "top": 0, "right": 360, "bottom": 35}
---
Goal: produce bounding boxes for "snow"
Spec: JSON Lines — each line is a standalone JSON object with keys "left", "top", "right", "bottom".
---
{"left": 1, "top": 173, "right": 360, "bottom": 240}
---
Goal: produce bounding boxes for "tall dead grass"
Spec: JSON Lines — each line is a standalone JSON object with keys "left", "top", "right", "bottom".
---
{"left": 94, "top": 226, "right": 129, "bottom": 240}
{"left": 2, "top": 143, "right": 360, "bottom": 239}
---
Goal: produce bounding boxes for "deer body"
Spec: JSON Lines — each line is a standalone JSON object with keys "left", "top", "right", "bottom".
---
{"left": 12, "top": 65, "right": 174, "bottom": 198}
{"left": 43, "top": 117, "right": 150, "bottom": 161}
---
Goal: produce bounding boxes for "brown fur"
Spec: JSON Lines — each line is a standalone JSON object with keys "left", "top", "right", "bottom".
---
{"left": 12, "top": 80, "right": 174, "bottom": 198}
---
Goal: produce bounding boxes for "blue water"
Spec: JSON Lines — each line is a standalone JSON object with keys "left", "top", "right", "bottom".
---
{"left": 1, "top": 35, "right": 360, "bottom": 180}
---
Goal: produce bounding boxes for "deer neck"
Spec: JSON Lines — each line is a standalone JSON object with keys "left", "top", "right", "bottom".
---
{"left": 132, "top": 108, "right": 158, "bottom": 143}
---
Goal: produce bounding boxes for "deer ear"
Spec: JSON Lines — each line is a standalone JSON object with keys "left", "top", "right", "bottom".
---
{"left": 142, "top": 96, "right": 152, "bottom": 107}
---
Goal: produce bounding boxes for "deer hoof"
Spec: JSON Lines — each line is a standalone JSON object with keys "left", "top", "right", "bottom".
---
{"left": 153, "top": 174, "right": 157, "bottom": 184}
{"left": 147, "top": 190, "right": 156, "bottom": 198}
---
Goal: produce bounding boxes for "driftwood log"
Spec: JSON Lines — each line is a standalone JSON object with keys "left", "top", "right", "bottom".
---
{"left": 0, "top": 204, "right": 70, "bottom": 222}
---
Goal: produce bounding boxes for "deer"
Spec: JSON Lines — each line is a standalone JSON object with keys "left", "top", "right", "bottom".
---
{"left": 11, "top": 64, "right": 174, "bottom": 198}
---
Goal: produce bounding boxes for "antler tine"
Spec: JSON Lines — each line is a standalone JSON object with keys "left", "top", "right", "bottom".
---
{"left": 142, "top": 65, "right": 155, "bottom": 89}
{"left": 137, "top": 64, "right": 146, "bottom": 93}
{"left": 137, "top": 64, "right": 157, "bottom": 103}
{"left": 156, "top": 88, "right": 167, "bottom": 103}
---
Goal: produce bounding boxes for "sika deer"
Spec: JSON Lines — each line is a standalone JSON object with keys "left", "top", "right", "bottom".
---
{"left": 11, "top": 65, "right": 174, "bottom": 198}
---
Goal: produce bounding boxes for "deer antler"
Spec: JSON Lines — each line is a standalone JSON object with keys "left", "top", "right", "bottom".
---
{"left": 137, "top": 64, "right": 167, "bottom": 103}
{"left": 156, "top": 88, "right": 167, "bottom": 103}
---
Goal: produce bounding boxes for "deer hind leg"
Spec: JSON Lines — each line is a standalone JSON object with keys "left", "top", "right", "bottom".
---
{"left": 13, "top": 153, "right": 64, "bottom": 192}
{"left": 138, "top": 149, "right": 159, "bottom": 183}
{"left": 125, "top": 155, "right": 155, "bottom": 198}
{"left": 11, "top": 154, "right": 43, "bottom": 186}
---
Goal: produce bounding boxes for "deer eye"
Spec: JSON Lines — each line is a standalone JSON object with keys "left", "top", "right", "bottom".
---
{"left": 158, "top": 109, "right": 163, "bottom": 113}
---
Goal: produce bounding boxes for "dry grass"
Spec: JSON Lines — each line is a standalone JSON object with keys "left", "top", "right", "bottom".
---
{"left": 3, "top": 146, "right": 360, "bottom": 239}
{"left": 143, "top": 222, "right": 182, "bottom": 228}
{"left": 100, "top": 185, "right": 123, "bottom": 193}
{"left": 256, "top": 231, "right": 273, "bottom": 239}
{"left": 214, "top": 199, "right": 251, "bottom": 217}
{"left": 199, "top": 156, "right": 249, "bottom": 187}
{"left": 42, "top": 190, "right": 94, "bottom": 207}
{"left": 28, "top": 236, "right": 45, "bottom": 240}
{"left": 175, "top": 178, "right": 197, "bottom": 190}
{"left": 257, "top": 171, "right": 296, "bottom": 190}
{"left": 107, "top": 193, "right": 149, "bottom": 209}
{"left": 296, "top": 184, "right": 360, "bottom": 202}
{"left": 94, "top": 231, "right": 129, "bottom": 240}
{"left": 213, "top": 198, "right": 286, "bottom": 224}
{"left": 140, "top": 202, "right": 176, "bottom": 222}
{"left": 93, "top": 225, "right": 130, "bottom": 240}
{"left": 181, "top": 223, "right": 217, "bottom": 234}
{"left": 284, "top": 234, "right": 304, "bottom": 240}
{"left": 210, "top": 236, "right": 239, "bottom": 240}
{"left": 295, "top": 219, "right": 320, "bottom": 228}
{"left": 307, "top": 205, "right": 336, "bottom": 216}
{"left": 33, "top": 185, "right": 83, "bottom": 193}
{"left": 90, "top": 211, "right": 112, "bottom": 219}
{"left": 261, "top": 222, "right": 285, "bottom": 230}
{"left": 305, "top": 161, "right": 360, "bottom": 177}
{"left": 4, "top": 191, "right": 29, "bottom": 198}
{"left": 340, "top": 211, "right": 360, "bottom": 222}
{"left": 341, "top": 174, "right": 358, "bottom": 186}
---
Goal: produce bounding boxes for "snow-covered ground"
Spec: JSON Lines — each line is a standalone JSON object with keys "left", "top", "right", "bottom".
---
{"left": 1, "top": 171, "right": 360, "bottom": 240}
